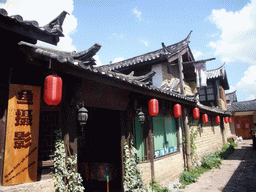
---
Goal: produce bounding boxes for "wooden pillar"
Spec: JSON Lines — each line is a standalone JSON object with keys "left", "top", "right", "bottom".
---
{"left": 61, "top": 77, "right": 79, "bottom": 172}
{"left": 0, "top": 109, "right": 7, "bottom": 185}
{"left": 215, "top": 80, "right": 221, "bottom": 107}
{"left": 220, "top": 117, "right": 227, "bottom": 145}
{"left": 178, "top": 56, "right": 185, "bottom": 95}
{"left": 178, "top": 55, "right": 193, "bottom": 171}
{"left": 120, "top": 110, "right": 131, "bottom": 192}
{"left": 147, "top": 114, "right": 155, "bottom": 181}
{"left": 0, "top": 66, "right": 12, "bottom": 185}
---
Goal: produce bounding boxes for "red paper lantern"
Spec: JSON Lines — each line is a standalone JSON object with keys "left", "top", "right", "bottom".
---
{"left": 228, "top": 117, "right": 232, "bottom": 124}
{"left": 174, "top": 104, "right": 182, "bottom": 118}
{"left": 202, "top": 114, "right": 208, "bottom": 124}
{"left": 224, "top": 117, "right": 229, "bottom": 124}
{"left": 193, "top": 107, "right": 200, "bottom": 119}
{"left": 215, "top": 116, "right": 221, "bottom": 124}
{"left": 44, "top": 74, "right": 63, "bottom": 106}
{"left": 149, "top": 99, "right": 159, "bottom": 116}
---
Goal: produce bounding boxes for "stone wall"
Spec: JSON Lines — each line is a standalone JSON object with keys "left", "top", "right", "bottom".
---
{"left": 138, "top": 161, "right": 152, "bottom": 185}
{"left": 154, "top": 152, "right": 184, "bottom": 186}
{"left": 0, "top": 179, "right": 54, "bottom": 192}
{"left": 161, "top": 62, "right": 196, "bottom": 95}
{"left": 138, "top": 151, "right": 184, "bottom": 186}
{"left": 193, "top": 120, "right": 224, "bottom": 160}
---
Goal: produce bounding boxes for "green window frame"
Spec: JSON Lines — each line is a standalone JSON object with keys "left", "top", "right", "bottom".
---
{"left": 153, "top": 115, "right": 178, "bottom": 158}
{"left": 133, "top": 117, "right": 146, "bottom": 162}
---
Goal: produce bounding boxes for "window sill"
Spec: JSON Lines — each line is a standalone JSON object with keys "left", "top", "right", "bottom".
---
{"left": 154, "top": 150, "right": 180, "bottom": 161}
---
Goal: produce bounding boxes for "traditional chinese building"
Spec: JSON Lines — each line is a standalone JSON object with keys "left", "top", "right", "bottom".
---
{"left": 227, "top": 91, "right": 256, "bottom": 139}
{"left": 0, "top": 8, "right": 233, "bottom": 192}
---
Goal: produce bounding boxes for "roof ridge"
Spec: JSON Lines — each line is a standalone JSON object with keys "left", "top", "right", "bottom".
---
{"left": 98, "top": 32, "right": 192, "bottom": 71}
{"left": 206, "top": 63, "right": 225, "bottom": 72}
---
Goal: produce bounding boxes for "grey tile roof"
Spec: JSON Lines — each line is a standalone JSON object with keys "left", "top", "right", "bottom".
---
{"left": 197, "top": 102, "right": 231, "bottom": 115}
{"left": 0, "top": 8, "right": 67, "bottom": 45}
{"left": 226, "top": 90, "right": 237, "bottom": 103}
{"left": 18, "top": 41, "right": 232, "bottom": 116}
{"left": 206, "top": 64, "right": 229, "bottom": 90}
{"left": 18, "top": 42, "right": 197, "bottom": 103}
{"left": 19, "top": 41, "right": 101, "bottom": 66}
{"left": 98, "top": 32, "right": 192, "bottom": 71}
{"left": 228, "top": 99, "right": 256, "bottom": 112}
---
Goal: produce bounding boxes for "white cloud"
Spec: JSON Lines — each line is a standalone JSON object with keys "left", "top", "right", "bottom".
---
{"left": 141, "top": 40, "right": 149, "bottom": 46}
{"left": 93, "top": 55, "right": 103, "bottom": 66}
{"left": 210, "top": 33, "right": 219, "bottom": 38}
{"left": 208, "top": 0, "right": 256, "bottom": 65}
{"left": 208, "top": 0, "right": 256, "bottom": 101}
{"left": 113, "top": 33, "right": 125, "bottom": 39}
{"left": 112, "top": 57, "right": 124, "bottom": 63}
{"left": 192, "top": 50, "right": 203, "bottom": 60}
{"left": 132, "top": 7, "right": 142, "bottom": 20}
{"left": 237, "top": 65, "right": 256, "bottom": 86}
{"left": 0, "top": 0, "right": 77, "bottom": 52}
{"left": 234, "top": 65, "right": 256, "bottom": 101}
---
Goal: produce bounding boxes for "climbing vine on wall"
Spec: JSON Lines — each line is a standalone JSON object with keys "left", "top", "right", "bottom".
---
{"left": 188, "top": 119, "right": 201, "bottom": 166}
{"left": 54, "top": 129, "right": 85, "bottom": 192}
{"left": 123, "top": 140, "right": 151, "bottom": 192}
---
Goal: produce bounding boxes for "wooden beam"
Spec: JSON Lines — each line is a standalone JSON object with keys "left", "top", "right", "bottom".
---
{"left": 169, "top": 57, "right": 216, "bottom": 66}
{"left": 182, "top": 58, "right": 215, "bottom": 65}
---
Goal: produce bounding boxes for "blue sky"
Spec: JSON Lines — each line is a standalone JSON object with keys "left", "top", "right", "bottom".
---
{"left": 1, "top": 0, "right": 255, "bottom": 101}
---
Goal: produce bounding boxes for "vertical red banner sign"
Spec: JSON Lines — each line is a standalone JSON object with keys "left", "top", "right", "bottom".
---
{"left": 2, "top": 84, "right": 41, "bottom": 186}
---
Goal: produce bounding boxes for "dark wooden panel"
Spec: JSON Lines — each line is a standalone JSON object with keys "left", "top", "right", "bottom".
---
{"left": 79, "top": 80, "right": 130, "bottom": 111}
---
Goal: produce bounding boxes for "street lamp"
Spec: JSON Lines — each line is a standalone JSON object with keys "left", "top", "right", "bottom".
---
{"left": 77, "top": 102, "right": 88, "bottom": 130}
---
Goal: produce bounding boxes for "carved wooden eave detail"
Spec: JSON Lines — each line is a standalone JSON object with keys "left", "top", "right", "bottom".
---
{"left": 18, "top": 42, "right": 101, "bottom": 67}
{"left": 74, "top": 43, "right": 101, "bottom": 67}
{"left": 40, "top": 11, "right": 68, "bottom": 37}
{"left": 0, "top": 8, "right": 68, "bottom": 45}
{"left": 113, "top": 71, "right": 156, "bottom": 85}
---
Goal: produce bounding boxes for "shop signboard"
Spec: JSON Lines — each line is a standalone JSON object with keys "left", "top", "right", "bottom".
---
{"left": 2, "top": 84, "right": 41, "bottom": 186}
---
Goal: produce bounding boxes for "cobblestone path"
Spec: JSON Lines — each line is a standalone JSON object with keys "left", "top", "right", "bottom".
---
{"left": 181, "top": 140, "right": 256, "bottom": 192}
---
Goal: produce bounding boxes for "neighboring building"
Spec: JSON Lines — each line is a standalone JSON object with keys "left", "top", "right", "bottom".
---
{"left": 0, "top": 9, "right": 233, "bottom": 191}
{"left": 100, "top": 32, "right": 233, "bottom": 185}
{"left": 199, "top": 64, "right": 229, "bottom": 109}
{"left": 227, "top": 91, "right": 256, "bottom": 139}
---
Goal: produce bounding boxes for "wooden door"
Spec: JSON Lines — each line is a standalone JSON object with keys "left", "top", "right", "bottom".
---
{"left": 234, "top": 115, "right": 253, "bottom": 139}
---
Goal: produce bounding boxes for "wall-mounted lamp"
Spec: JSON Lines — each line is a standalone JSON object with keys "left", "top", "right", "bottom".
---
{"left": 138, "top": 108, "right": 145, "bottom": 124}
{"left": 77, "top": 102, "right": 88, "bottom": 130}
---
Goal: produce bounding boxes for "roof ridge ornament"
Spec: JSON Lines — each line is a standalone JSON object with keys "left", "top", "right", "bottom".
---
{"left": 41, "top": 11, "right": 69, "bottom": 37}
{"left": 185, "top": 30, "right": 193, "bottom": 42}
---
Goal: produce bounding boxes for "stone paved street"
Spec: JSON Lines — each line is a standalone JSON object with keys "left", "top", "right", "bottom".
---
{"left": 180, "top": 140, "right": 256, "bottom": 192}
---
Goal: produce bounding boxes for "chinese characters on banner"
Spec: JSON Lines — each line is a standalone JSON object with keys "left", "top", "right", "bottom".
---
{"left": 3, "top": 84, "right": 41, "bottom": 186}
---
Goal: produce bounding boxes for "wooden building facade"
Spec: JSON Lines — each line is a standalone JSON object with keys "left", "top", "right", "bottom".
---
{"left": 0, "top": 9, "right": 233, "bottom": 191}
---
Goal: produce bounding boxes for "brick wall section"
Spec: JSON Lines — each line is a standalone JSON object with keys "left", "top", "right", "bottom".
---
{"left": 154, "top": 152, "right": 184, "bottom": 186}
{"left": 0, "top": 179, "right": 54, "bottom": 192}
{"left": 194, "top": 121, "right": 223, "bottom": 159}
{"left": 138, "top": 162, "right": 151, "bottom": 185}
{"left": 139, "top": 152, "right": 185, "bottom": 186}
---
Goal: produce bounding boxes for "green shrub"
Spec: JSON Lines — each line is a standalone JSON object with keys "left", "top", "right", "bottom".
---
{"left": 150, "top": 180, "right": 170, "bottom": 192}
{"left": 179, "top": 142, "right": 237, "bottom": 187}
{"left": 201, "top": 152, "right": 222, "bottom": 169}
{"left": 220, "top": 143, "right": 235, "bottom": 159}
